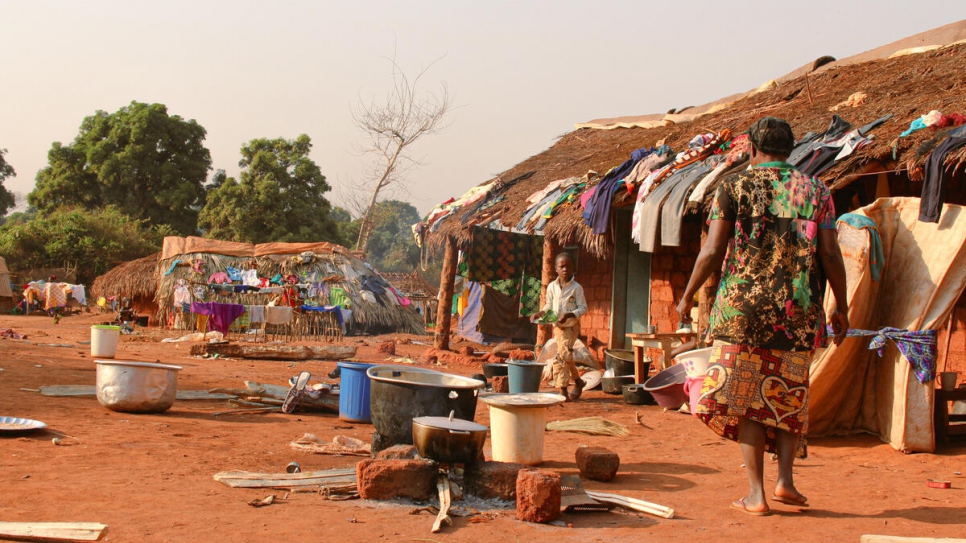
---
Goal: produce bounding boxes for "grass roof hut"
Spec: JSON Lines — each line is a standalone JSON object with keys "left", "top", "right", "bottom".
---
{"left": 90, "top": 253, "right": 161, "bottom": 323}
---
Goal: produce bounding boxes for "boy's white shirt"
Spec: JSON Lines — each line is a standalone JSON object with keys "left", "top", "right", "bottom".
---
{"left": 541, "top": 276, "right": 587, "bottom": 319}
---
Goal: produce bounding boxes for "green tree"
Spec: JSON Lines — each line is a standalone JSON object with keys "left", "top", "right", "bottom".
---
{"left": 198, "top": 135, "right": 342, "bottom": 244}
{"left": 0, "top": 206, "right": 169, "bottom": 284}
{"left": 0, "top": 148, "right": 17, "bottom": 216}
{"left": 339, "top": 200, "right": 421, "bottom": 272}
{"left": 28, "top": 101, "right": 211, "bottom": 235}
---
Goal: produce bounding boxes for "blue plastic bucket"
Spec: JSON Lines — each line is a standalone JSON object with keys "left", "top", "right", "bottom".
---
{"left": 338, "top": 361, "right": 376, "bottom": 422}
{"left": 507, "top": 360, "right": 544, "bottom": 394}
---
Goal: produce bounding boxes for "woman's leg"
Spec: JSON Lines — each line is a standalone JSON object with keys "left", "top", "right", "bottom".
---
{"left": 774, "top": 429, "right": 807, "bottom": 504}
{"left": 737, "top": 417, "right": 769, "bottom": 511}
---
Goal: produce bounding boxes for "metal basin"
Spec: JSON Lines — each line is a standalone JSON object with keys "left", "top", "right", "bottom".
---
{"left": 367, "top": 365, "right": 484, "bottom": 448}
{"left": 95, "top": 360, "right": 183, "bottom": 413}
{"left": 412, "top": 414, "right": 488, "bottom": 465}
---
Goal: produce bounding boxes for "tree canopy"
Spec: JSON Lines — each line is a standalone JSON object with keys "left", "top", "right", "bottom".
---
{"left": 28, "top": 101, "right": 211, "bottom": 235}
{"left": 0, "top": 148, "right": 17, "bottom": 217}
{"left": 0, "top": 206, "right": 168, "bottom": 284}
{"left": 198, "top": 135, "right": 342, "bottom": 244}
{"left": 339, "top": 200, "right": 421, "bottom": 273}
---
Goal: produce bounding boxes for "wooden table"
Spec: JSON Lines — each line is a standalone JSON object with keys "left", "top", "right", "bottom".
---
{"left": 627, "top": 332, "right": 697, "bottom": 383}
{"left": 934, "top": 386, "right": 966, "bottom": 446}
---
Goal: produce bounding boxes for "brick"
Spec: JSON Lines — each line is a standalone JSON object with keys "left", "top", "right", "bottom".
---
{"left": 464, "top": 461, "right": 526, "bottom": 500}
{"left": 376, "top": 444, "right": 418, "bottom": 460}
{"left": 516, "top": 469, "right": 561, "bottom": 523}
{"left": 377, "top": 341, "right": 396, "bottom": 355}
{"left": 491, "top": 375, "right": 510, "bottom": 393}
{"left": 575, "top": 446, "right": 620, "bottom": 482}
{"left": 356, "top": 458, "right": 438, "bottom": 500}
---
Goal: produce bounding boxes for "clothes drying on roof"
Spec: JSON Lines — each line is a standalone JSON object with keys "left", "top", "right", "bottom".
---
{"left": 624, "top": 145, "right": 673, "bottom": 191}
{"left": 794, "top": 115, "right": 891, "bottom": 177}
{"left": 898, "top": 110, "right": 942, "bottom": 138}
{"left": 787, "top": 115, "right": 852, "bottom": 166}
{"left": 920, "top": 124, "right": 966, "bottom": 223}
{"left": 636, "top": 161, "right": 707, "bottom": 252}
{"left": 208, "top": 272, "right": 231, "bottom": 285}
{"left": 661, "top": 159, "right": 715, "bottom": 248}
{"left": 583, "top": 147, "right": 652, "bottom": 234}
{"left": 837, "top": 214, "right": 885, "bottom": 281}
{"left": 642, "top": 130, "right": 730, "bottom": 199}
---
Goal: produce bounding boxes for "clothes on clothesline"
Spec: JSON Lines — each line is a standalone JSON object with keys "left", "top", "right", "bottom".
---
{"left": 466, "top": 226, "right": 543, "bottom": 283}
{"left": 829, "top": 326, "right": 937, "bottom": 384}
{"left": 920, "top": 124, "right": 966, "bottom": 223}
{"left": 189, "top": 302, "right": 246, "bottom": 334}
{"left": 583, "top": 147, "right": 651, "bottom": 234}
{"left": 836, "top": 213, "right": 885, "bottom": 281}
{"left": 265, "top": 305, "right": 294, "bottom": 325}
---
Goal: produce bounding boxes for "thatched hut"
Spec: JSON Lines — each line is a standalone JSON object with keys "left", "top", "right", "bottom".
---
{"left": 90, "top": 253, "right": 161, "bottom": 322}
{"left": 419, "top": 22, "right": 966, "bottom": 453}
{"left": 382, "top": 271, "right": 439, "bottom": 325}
{"left": 155, "top": 237, "right": 424, "bottom": 334}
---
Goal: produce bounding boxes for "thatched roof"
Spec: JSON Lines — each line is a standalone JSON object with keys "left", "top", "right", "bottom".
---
{"left": 90, "top": 253, "right": 160, "bottom": 300}
{"left": 381, "top": 271, "right": 439, "bottom": 300}
{"left": 423, "top": 41, "right": 966, "bottom": 258}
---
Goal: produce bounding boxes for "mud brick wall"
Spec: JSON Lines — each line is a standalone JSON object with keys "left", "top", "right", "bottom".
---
{"left": 645, "top": 222, "right": 702, "bottom": 364}
{"left": 575, "top": 245, "right": 613, "bottom": 362}
{"left": 937, "top": 290, "right": 966, "bottom": 386}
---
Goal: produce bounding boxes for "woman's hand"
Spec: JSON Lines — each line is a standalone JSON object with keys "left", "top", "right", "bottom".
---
{"left": 829, "top": 309, "right": 849, "bottom": 346}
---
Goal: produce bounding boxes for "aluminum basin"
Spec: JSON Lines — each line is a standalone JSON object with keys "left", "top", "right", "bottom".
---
{"left": 96, "top": 360, "right": 183, "bottom": 413}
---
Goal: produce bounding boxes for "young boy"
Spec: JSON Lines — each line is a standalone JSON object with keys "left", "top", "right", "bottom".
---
{"left": 532, "top": 252, "right": 588, "bottom": 401}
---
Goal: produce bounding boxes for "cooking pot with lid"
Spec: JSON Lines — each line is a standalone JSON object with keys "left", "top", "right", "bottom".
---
{"left": 412, "top": 411, "right": 488, "bottom": 465}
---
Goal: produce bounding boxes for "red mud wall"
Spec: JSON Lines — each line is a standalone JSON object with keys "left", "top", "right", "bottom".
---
{"left": 937, "top": 290, "right": 966, "bottom": 386}
{"left": 648, "top": 222, "right": 701, "bottom": 334}
{"left": 575, "top": 246, "right": 613, "bottom": 360}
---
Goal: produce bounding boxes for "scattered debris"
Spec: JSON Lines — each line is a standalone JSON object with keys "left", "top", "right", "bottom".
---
{"left": 286, "top": 462, "right": 301, "bottom": 474}
{"left": 38, "top": 385, "right": 236, "bottom": 401}
{"left": 546, "top": 416, "right": 630, "bottom": 437}
{"left": 584, "top": 490, "right": 674, "bottom": 519}
{"left": 432, "top": 474, "right": 453, "bottom": 533}
{"left": 290, "top": 434, "right": 371, "bottom": 456}
{"left": 0, "top": 522, "right": 108, "bottom": 542}
{"left": 213, "top": 467, "right": 356, "bottom": 491}
{"left": 209, "top": 381, "right": 338, "bottom": 413}
{"left": 927, "top": 479, "right": 952, "bottom": 489}
{"left": 561, "top": 474, "right": 611, "bottom": 513}
{"left": 247, "top": 495, "right": 278, "bottom": 507}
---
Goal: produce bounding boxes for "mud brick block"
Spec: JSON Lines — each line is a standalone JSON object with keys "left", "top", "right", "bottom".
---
{"left": 516, "top": 469, "right": 561, "bottom": 523}
{"left": 464, "top": 461, "right": 526, "bottom": 500}
{"left": 491, "top": 375, "right": 509, "bottom": 393}
{"left": 575, "top": 446, "right": 620, "bottom": 482}
{"left": 356, "top": 458, "right": 437, "bottom": 500}
{"left": 377, "top": 341, "right": 396, "bottom": 355}
{"left": 375, "top": 444, "right": 418, "bottom": 460}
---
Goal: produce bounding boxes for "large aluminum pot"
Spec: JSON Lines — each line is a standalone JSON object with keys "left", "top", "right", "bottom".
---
{"left": 412, "top": 413, "right": 488, "bottom": 465}
{"left": 95, "top": 360, "right": 183, "bottom": 413}
{"left": 367, "top": 365, "right": 484, "bottom": 449}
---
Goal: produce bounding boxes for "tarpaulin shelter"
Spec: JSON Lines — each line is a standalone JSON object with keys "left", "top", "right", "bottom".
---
{"left": 809, "top": 198, "right": 966, "bottom": 452}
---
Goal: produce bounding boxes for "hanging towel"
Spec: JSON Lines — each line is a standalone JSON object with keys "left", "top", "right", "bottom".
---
{"left": 836, "top": 214, "right": 885, "bottom": 281}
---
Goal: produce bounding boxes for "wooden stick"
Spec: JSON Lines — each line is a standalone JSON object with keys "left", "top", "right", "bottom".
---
{"left": 585, "top": 490, "right": 674, "bottom": 519}
{"left": 431, "top": 475, "right": 453, "bottom": 533}
{"left": 804, "top": 71, "right": 814, "bottom": 104}
{"left": 0, "top": 522, "right": 108, "bottom": 542}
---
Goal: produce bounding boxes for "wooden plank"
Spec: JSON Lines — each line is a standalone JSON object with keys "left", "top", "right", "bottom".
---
{"left": 431, "top": 475, "right": 453, "bottom": 533}
{"left": 585, "top": 490, "right": 674, "bottom": 519}
{"left": 0, "top": 522, "right": 107, "bottom": 542}
{"left": 860, "top": 536, "right": 966, "bottom": 543}
{"left": 213, "top": 468, "right": 356, "bottom": 488}
{"left": 188, "top": 344, "right": 357, "bottom": 361}
{"left": 39, "top": 386, "right": 235, "bottom": 401}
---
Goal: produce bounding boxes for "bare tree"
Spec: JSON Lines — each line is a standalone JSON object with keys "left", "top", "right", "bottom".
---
{"left": 352, "top": 57, "right": 451, "bottom": 254}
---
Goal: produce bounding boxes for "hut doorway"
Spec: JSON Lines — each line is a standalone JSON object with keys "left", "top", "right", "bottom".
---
{"left": 609, "top": 209, "right": 651, "bottom": 349}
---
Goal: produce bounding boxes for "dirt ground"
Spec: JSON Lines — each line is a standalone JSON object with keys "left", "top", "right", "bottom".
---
{"left": 1, "top": 313, "right": 964, "bottom": 543}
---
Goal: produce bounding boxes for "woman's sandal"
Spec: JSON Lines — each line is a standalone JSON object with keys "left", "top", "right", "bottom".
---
{"left": 730, "top": 497, "right": 771, "bottom": 516}
{"left": 772, "top": 493, "right": 809, "bottom": 507}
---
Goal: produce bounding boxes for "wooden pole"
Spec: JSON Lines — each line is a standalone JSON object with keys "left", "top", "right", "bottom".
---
{"left": 434, "top": 236, "right": 458, "bottom": 350}
{"left": 535, "top": 236, "right": 557, "bottom": 350}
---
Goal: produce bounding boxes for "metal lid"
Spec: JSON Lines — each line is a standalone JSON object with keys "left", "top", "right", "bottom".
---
{"left": 412, "top": 415, "right": 488, "bottom": 433}
{"left": 481, "top": 393, "right": 567, "bottom": 408}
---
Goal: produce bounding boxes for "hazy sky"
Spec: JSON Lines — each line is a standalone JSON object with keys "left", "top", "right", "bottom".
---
{"left": 2, "top": 1, "right": 964, "bottom": 217}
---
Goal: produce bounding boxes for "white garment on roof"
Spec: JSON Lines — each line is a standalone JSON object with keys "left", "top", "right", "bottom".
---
{"left": 541, "top": 277, "right": 587, "bottom": 319}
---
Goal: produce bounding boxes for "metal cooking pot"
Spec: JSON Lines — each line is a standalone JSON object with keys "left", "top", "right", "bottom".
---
{"left": 412, "top": 412, "right": 488, "bottom": 465}
{"left": 95, "top": 360, "right": 183, "bottom": 413}
{"left": 367, "top": 365, "right": 484, "bottom": 448}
